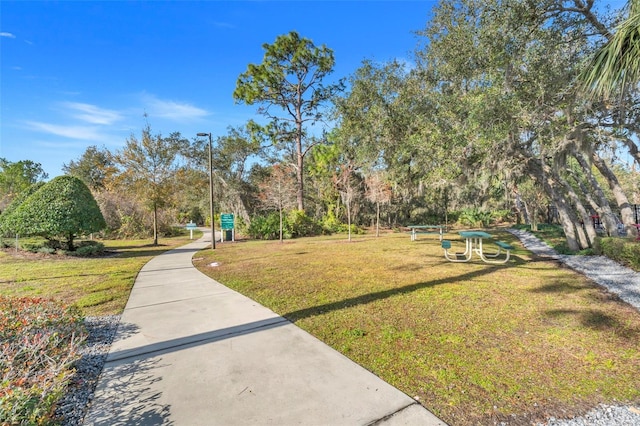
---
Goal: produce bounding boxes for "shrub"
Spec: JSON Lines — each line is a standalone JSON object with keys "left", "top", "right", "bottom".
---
{"left": 0, "top": 176, "right": 106, "bottom": 250}
{"left": 37, "top": 246, "right": 56, "bottom": 255}
{"left": 287, "top": 210, "right": 323, "bottom": 237}
{"left": 594, "top": 237, "right": 640, "bottom": 271}
{"left": 69, "top": 241, "right": 106, "bottom": 257}
{"left": 20, "top": 241, "right": 45, "bottom": 253}
{"left": 247, "top": 213, "right": 289, "bottom": 240}
{"left": 491, "top": 209, "right": 513, "bottom": 223}
{"left": 321, "top": 211, "right": 343, "bottom": 233}
{"left": 457, "top": 208, "right": 492, "bottom": 228}
{"left": 0, "top": 183, "right": 45, "bottom": 238}
{"left": 0, "top": 297, "right": 86, "bottom": 425}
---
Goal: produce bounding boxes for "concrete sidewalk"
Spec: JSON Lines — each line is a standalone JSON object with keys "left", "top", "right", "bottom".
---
{"left": 83, "top": 232, "right": 447, "bottom": 425}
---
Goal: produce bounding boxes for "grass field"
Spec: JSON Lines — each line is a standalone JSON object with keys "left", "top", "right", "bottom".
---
{"left": 0, "top": 232, "right": 200, "bottom": 316}
{"left": 1, "top": 228, "right": 638, "bottom": 425}
{"left": 193, "top": 230, "right": 640, "bottom": 425}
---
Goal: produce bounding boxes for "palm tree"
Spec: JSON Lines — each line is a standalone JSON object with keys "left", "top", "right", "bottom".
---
{"left": 580, "top": 0, "right": 640, "bottom": 99}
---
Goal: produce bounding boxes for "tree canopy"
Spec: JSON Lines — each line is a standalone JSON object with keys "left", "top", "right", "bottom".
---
{"left": 0, "top": 176, "right": 105, "bottom": 250}
{"left": 234, "top": 31, "right": 344, "bottom": 211}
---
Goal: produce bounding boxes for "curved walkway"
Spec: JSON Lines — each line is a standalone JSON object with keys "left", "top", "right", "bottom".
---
{"left": 82, "top": 232, "right": 446, "bottom": 426}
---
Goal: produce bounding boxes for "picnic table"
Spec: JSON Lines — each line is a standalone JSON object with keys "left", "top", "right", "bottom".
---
{"left": 407, "top": 225, "right": 445, "bottom": 241}
{"left": 441, "top": 231, "right": 513, "bottom": 264}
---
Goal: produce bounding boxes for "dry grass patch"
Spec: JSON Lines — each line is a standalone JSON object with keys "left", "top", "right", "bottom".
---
{"left": 195, "top": 231, "right": 640, "bottom": 425}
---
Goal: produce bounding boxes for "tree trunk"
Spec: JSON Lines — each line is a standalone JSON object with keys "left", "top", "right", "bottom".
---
{"left": 568, "top": 172, "right": 601, "bottom": 242}
{"left": 620, "top": 136, "right": 640, "bottom": 167}
{"left": 153, "top": 203, "right": 158, "bottom": 245}
{"left": 279, "top": 205, "right": 283, "bottom": 243}
{"left": 376, "top": 201, "right": 380, "bottom": 237}
{"left": 592, "top": 152, "right": 635, "bottom": 235}
{"left": 296, "top": 118, "right": 305, "bottom": 212}
{"left": 347, "top": 199, "right": 352, "bottom": 242}
{"left": 574, "top": 153, "right": 618, "bottom": 236}
{"left": 559, "top": 175, "right": 596, "bottom": 247}
{"left": 528, "top": 159, "right": 581, "bottom": 251}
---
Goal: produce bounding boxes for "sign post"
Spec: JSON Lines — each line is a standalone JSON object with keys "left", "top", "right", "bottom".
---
{"left": 220, "top": 214, "right": 235, "bottom": 242}
{"left": 186, "top": 221, "right": 197, "bottom": 239}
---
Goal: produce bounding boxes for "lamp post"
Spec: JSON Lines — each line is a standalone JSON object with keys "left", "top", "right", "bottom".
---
{"left": 197, "top": 132, "right": 215, "bottom": 249}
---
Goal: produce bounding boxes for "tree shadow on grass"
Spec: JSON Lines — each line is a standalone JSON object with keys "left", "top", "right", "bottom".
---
{"left": 282, "top": 267, "right": 501, "bottom": 322}
{"left": 546, "top": 308, "right": 640, "bottom": 339}
{"left": 530, "top": 281, "right": 592, "bottom": 294}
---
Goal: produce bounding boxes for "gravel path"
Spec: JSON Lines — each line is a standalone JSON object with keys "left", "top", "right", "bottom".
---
{"left": 55, "top": 315, "right": 120, "bottom": 426}
{"left": 507, "top": 229, "right": 640, "bottom": 311}
{"left": 56, "top": 230, "right": 640, "bottom": 425}
{"left": 507, "top": 229, "right": 640, "bottom": 426}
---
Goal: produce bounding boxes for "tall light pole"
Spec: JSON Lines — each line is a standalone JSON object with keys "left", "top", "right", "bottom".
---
{"left": 197, "top": 132, "right": 215, "bottom": 249}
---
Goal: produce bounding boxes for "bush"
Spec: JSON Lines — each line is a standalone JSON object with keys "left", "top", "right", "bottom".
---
{"left": 287, "top": 210, "right": 323, "bottom": 237}
{"left": 491, "top": 209, "right": 513, "bottom": 223}
{"left": 594, "top": 237, "right": 640, "bottom": 271}
{"left": 0, "top": 176, "right": 106, "bottom": 250}
{"left": 0, "top": 297, "right": 86, "bottom": 425}
{"left": 319, "top": 212, "right": 361, "bottom": 235}
{"left": 69, "top": 241, "right": 106, "bottom": 257}
{"left": 247, "top": 213, "right": 289, "bottom": 240}
{"left": 20, "top": 241, "right": 45, "bottom": 253}
{"left": 457, "top": 208, "right": 492, "bottom": 228}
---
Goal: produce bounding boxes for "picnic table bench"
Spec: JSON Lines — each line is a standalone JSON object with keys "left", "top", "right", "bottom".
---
{"left": 442, "top": 231, "right": 513, "bottom": 264}
{"left": 407, "top": 225, "right": 445, "bottom": 241}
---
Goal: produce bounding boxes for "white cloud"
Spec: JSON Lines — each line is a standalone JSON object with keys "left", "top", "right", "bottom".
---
{"left": 141, "top": 94, "right": 209, "bottom": 122}
{"left": 61, "top": 102, "right": 123, "bottom": 125}
{"left": 0, "top": 32, "right": 16, "bottom": 38}
{"left": 26, "top": 121, "right": 104, "bottom": 141}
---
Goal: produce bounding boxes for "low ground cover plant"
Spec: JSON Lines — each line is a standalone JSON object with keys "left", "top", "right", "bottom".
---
{"left": 195, "top": 231, "right": 640, "bottom": 425}
{"left": 0, "top": 297, "right": 86, "bottom": 425}
{"left": 594, "top": 237, "right": 640, "bottom": 271}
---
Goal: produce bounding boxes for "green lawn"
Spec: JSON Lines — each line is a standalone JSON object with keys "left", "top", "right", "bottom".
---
{"left": 0, "top": 232, "right": 200, "bottom": 316}
{"left": 194, "top": 230, "right": 640, "bottom": 425}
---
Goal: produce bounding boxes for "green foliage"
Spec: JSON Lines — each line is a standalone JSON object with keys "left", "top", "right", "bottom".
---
{"left": 287, "top": 210, "right": 323, "bottom": 237}
{"left": 112, "top": 126, "right": 186, "bottom": 245}
{"left": 580, "top": 2, "right": 640, "bottom": 99}
{"left": 235, "top": 31, "right": 344, "bottom": 211}
{"left": 456, "top": 208, "right": 492, "bottom": 228}
{"left": 0, "top": 176, "right": 106, "bottom": 250}
{"left": 247, "top": 212, "right": 289, "bottom": 240}
{"left": 247, "top": 211, "right": 325, "bottom": 240}
{"left": 69, "top": 241, "right": 106, "bottom": 257}
{"left": 0, "top": 182, "right": 45, "bottom": 237}
{"left": 0, "top": 158, "right": 48, "bottom": 205}
{"left": 62, "top": 145, "right": 114, "bottom": 191}
{"left": 594, "top": 237, "right": 640, "bottom": 271}
{"left": 491, "top": 209, "right": 513, "bottom": 223}
{"left": 319, "top": 210, "right": 343, "bottom": 233}
{"left": 0, "top": 297, "right": 86, "bottom": 425}
{"left": 320, "top": 211, "right": 363, "bottom": 235}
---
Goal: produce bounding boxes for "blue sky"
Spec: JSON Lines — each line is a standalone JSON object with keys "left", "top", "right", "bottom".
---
{"left": 1, "top": 1, "right": 439, "bottom": 178}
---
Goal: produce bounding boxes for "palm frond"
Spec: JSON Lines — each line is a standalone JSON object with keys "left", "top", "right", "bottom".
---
{"left": 580, "top": 0, "right": 640, "bottom": 99}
